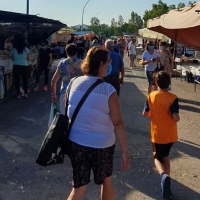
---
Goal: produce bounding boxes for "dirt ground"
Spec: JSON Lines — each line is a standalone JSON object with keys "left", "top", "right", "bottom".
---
{"left": 0, "top": 54, "right": 199, "bottom": 200}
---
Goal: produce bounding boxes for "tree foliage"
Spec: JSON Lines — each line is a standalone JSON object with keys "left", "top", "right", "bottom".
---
{"left": 142, "top": 1, "right": 198, "bottom": 27}
{"left": 86, "top": 1, "right": 196, "bottom": 37}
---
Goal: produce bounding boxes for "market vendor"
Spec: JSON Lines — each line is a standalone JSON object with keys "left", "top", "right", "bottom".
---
{"left": 4, "top": 34, "right": 13, "bottom": 51}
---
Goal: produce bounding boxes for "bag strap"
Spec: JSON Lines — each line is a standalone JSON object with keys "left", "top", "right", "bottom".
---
{"left": 68, "top": 79, "right": 104, "bottom": 132}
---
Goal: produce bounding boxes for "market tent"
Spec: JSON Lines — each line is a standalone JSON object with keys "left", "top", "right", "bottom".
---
{"left": 138, "top": 28, "right": 169, "bottom": 40}
{"left": 48, "top": 28, "right": 74, "bottom": 43}
{"left": 147, "top": 2, "right": 200, "bottom": 49}
{"left": 72, "top": 31, "right": 95, "bottom": 36}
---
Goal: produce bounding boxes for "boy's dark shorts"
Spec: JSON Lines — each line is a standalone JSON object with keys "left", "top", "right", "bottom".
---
{"left": 70, "top": 141, "right": 115, "bottom": 188}
{"left": 152, "top": 143, "right": 174, "bottom": 163}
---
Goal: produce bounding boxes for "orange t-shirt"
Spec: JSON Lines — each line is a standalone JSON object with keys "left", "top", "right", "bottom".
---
{"left": 144, "top": 90, "right": 179, "bottom": 144}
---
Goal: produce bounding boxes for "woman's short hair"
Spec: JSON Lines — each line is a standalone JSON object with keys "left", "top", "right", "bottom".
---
{"left": 92, "top": 39, "right": 98, "bottom": 44}
{"left": 81, "top": 46, "right": 109, "bottom": 76}
{"left": 159, "top": 41, "right": 167, "bottom": 46}
{"left": 145, "top": 40, "right": 154, "bottom": 50}
{"left": 65, "top": 44, "right": 78, "bottom": 57}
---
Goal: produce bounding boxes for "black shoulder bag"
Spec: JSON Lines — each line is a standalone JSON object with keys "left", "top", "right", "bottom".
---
{"left": 36, "top": 78, "right": 104, "bottom": 166}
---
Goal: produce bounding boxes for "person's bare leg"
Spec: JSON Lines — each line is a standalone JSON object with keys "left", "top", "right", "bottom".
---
{"left": 154, "top": 158, "right": 165, "bottom": 175}
{"left": 133, "top": 58, "right": 136, "bottom": 68}
{"left": 163, "top": 156, "right": 170, "bottom": 176}
{"left": 67, "top": 185, "right": 86, "bottom": 200}
{"left": 100, "top": 176, "right": 114, "bottom": 200}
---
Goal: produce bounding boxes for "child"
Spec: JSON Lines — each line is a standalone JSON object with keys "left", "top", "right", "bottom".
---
{"left": 142, "top": 71, "right": 180, "bottom": 199}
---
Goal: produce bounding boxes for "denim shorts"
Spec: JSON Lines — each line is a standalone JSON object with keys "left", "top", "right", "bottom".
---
{"left": 70, "top": 141, "right": 115, "bottom": 188}
{"left": 146, "top": 71, "right": 155, "bottom": 86}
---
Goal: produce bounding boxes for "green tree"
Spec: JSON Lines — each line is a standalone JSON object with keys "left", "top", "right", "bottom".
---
{"left": 128, "top": 11, "right": 143, "bottom": 33}
{"left": 168, "top": 4, "right": 176, "bottom": 10}
{"left": 143, "top": 0, "right": 168, "bottom": 27}
{"left": 177, "top": 2, "right": 185, "bottom": 8}
{"left": 188, "top": 1, "right": 196, "bottom": 5}
{"left": 143, "top": 0, "right": 189, "bottom": 27}
{"left": 118, "top": 15, "right": 124, "bottom": 30}
{"left": 110, "top": 18, "right": 118, "bottom": 36}
{"left": 90, "top": 17, "right": 100, "bottom": 33}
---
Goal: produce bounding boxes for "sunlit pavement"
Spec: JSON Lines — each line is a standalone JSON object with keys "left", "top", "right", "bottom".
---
{"left": 0, "top": 54, "right": 199, "bottom": 200}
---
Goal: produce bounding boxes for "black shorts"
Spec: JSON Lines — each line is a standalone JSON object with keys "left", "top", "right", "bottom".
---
{"left": 70, "top": 141, "right": 115, "bottom": 188}
{"left": 152, "top": 143, "right": 174, "bottom": 163}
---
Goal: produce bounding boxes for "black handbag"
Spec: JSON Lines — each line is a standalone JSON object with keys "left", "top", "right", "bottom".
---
{"left": 155, "top": 62, "right": 164, "bottom": 72}
{"left": 36, "top": 78, "right": 104, "bottom": 166}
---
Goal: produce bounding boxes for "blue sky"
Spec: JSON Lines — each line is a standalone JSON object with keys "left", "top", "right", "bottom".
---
{"left": 0, "top": 0, "right": 192, "bottom": 26}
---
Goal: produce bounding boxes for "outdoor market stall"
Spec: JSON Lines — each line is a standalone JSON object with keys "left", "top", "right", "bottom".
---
{"left": 147, "top": 2, "right": 200, "bottom": 90}
{"left": 0, "top": 10, "right": 66, "bottom": 97}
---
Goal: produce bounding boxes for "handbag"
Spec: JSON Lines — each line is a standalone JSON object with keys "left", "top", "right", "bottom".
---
{"left": 155, "top": 61, "right": 164, "bottom": 72}
{"left": 36, "top": 78, "right": 104, "bottom": 166}
{"left": 48, "top": 102, "right": 59, "bottom": 128}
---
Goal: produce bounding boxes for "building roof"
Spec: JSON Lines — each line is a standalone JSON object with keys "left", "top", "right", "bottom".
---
{"left": 0, "top": 10, "right": 66, "bottom": 26}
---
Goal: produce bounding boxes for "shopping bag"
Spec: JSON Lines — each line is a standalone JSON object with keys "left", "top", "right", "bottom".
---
{"left": 48, "top": 103, "right": 59, "bottom": 128}
{"left": 0, "top": 66, "right": 5, "bottom": 99}
{"left": 36, "top": 112, "right": 70, "bottom": 166}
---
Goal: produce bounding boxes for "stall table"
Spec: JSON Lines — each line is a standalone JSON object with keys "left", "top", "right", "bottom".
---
{"left": 174, "top": 59, "right": 200, "bottom": 91}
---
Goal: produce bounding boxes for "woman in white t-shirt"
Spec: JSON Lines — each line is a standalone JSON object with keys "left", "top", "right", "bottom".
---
{"left": 66, "top": 46, "right": 130, "bottom": 200}
{"left": 141, "top": 40, "right": 159, "bottom": 94}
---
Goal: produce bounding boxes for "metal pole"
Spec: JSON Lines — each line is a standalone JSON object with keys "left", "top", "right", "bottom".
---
{"left": 26, "top": 0, "right": 29, "bottom": 33}
{"left": 94, "top": 12, "right": 101, "bottom": 18}
{"left": 26, "top": 0, "right": 29, "bottom": 15}
{"left": 81, "top": 0, "right": 91, "bottom": 32}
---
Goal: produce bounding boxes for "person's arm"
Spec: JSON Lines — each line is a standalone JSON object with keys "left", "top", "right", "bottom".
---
{"left": 120, "top": 67, "right": 124, "bottom": 85}
{"left": 141, "top": 58, "right": 154, "bottom": 65}
{"left": 36, "top": 50, "right": 41, "bottom": 69}
{"left": 141, "top": 51, "right": 154, "bottom": 65}
{"left": 48, "top": 52, "right": 53, "bottom": 69}
{"left": 11, "top": 50, "right": 14, "bottom": 61}
{"left": 170, "top": 98, "right": 180, "bottom": 122}
{"left": 109, "top": 91, "right": 130, "bottom": 171}
{"left": 168, "top": 50, "right": 174, "bottom": 73}
{"left": 142, "top": 100, "right": 151, "bottom": 117}
{"left": 26, "top": 49, "right": 30, "bottom": 61}
{"left": 51, "top": 68, "right": 61, "bottom": 102}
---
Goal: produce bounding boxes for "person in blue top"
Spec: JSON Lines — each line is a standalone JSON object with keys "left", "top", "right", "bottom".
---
{"left": 104, "top": 39, "right": 124, "bottom": 96}
{"left": 51, "top": 44, "right": 82, "bottom": 114}
{"left": 11, "top": 35, "right": 30, "bottom": 98}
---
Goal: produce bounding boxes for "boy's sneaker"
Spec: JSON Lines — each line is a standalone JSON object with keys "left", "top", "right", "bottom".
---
{"left": 33, "top": 85, "right": 39, "bottom": 92}
{"left": 24, "top": 94, "right": 28, "bottom": 98}
{"left": 43, "top": 85, "right": 47, "bottom": 92}
{"left": 161, "top": 174, "right": 172, "bottom": 199}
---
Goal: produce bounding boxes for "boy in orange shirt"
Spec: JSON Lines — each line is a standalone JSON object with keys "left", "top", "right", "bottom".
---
{"left": 142, "top": 71, "right": 180, "bottom": 199}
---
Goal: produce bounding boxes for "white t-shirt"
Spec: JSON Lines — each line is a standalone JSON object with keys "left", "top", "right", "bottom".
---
{"left": 129, "top": 43, "right": 136, "bottom": 55}
{"left": 142, "top": 49, "right": 159, "bottom": 71}
{"left": 68, "top": 76, "right": 116, "bottom": 148}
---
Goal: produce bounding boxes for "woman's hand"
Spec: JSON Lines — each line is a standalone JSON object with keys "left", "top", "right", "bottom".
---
{"left": 151, "top": 58, "right": 156, "bottom": 62}
{"left": 122, "top": 152, "right": 130, "bottom": 171}
{"left": 51, "top": 95, "right": 57, "bottom": 102}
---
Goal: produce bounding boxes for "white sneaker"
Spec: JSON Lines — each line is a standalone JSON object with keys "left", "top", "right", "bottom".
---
{"left": 33, "top": 85, "right": 39, "bottom": 92}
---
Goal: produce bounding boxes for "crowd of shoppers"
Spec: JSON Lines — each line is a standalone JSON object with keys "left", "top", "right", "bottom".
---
{"left": 8, "top": 31, "right": 180, "bottom": 200}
